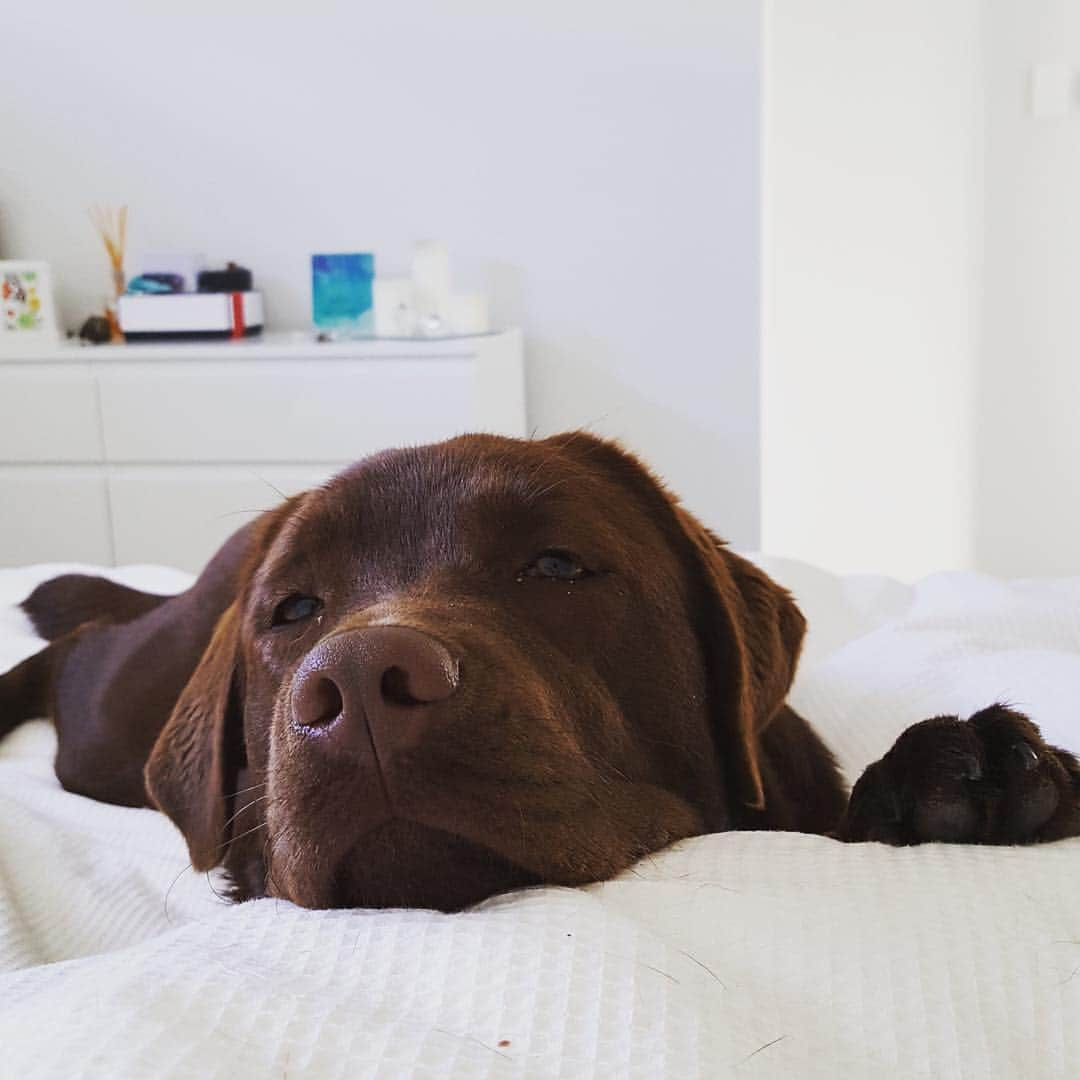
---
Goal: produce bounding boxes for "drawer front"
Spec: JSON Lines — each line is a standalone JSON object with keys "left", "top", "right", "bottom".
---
{"left": 97, "top": 359, "right": 477, "bottom": 463}
{"left": 108, "top": 465, "right": 345, "bottom": 572}
{"left": 0, "top": 467, "right": 113, "bottom": 565}
{"left": 0, "top": 366, "right": 102, "bottom": 462}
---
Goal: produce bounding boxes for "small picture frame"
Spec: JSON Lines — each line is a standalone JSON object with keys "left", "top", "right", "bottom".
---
{"left": 311, "top": 253, "right": 375, "bottom": 335}
{"left": 0, "top": 261, "right": 62, "bottom": 350}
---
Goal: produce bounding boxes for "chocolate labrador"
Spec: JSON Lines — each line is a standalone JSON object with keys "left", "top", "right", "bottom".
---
{"left": 2, "top": 432, "right": 1078, "bottom": 910}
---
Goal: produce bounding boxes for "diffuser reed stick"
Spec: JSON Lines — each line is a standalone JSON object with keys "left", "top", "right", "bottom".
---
{"left": 89, "top": 204, "right": 128, "bottom": 340}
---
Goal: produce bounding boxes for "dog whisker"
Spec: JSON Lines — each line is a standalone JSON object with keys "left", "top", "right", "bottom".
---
{"left": 221, "top": 793, "right": 270, "bottom": 833}
{"left": 219, "top": 820, "right": 268, "bottom": 852}
{"left": 162, "top": 861, "right": 194, "bottom": 923}
{"left": 222, "top": 781, "right": 267, "bottom": 802}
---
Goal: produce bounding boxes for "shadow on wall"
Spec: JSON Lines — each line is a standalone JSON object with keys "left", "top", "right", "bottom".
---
{"left": 523, "top": 326, "right": 760, "bottom": 551}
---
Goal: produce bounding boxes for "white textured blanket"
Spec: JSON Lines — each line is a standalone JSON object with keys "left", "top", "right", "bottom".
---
{"left": 2, "top": 560, "right": 1080, "bottom": 1079}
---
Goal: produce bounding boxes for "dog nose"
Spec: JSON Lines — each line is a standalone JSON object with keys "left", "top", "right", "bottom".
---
{"left": 291, "top": 627, "right": 459, "bottom": 750}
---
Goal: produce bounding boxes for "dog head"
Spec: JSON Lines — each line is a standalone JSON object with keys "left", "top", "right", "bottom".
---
{"left": 145, "top": 432, "right": 805, "bottom": 910}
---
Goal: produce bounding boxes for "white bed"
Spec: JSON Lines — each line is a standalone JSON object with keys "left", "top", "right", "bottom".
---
{"left": 2, "top": 559, "right": 1079, "bottom": 1079}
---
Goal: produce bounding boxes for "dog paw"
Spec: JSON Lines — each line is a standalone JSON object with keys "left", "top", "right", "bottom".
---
{"left": 840, "top": 704, "right": 1080, "bottom": 845}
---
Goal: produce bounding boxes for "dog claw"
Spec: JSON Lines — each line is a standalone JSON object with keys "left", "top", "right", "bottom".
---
{"left": 1012, "top": 741, "right": 1039, "bottom": 770}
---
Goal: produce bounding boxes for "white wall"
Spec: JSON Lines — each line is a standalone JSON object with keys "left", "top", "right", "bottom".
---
{"left": 0, "top": 1, "right": 762, "bottom": 547}
{"left": 762, "top": 0, "right": 984, "bottom": 579}
{"left": 977, "top": 0, "right": 1080, "bottom": 576}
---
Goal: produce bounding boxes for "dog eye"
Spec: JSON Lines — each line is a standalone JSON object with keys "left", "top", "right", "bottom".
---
{"left": 520, "top": 550, "right": 592, "bottom": 582}
{"left": 271, "top": 594, "right": 323, "bottom": 627}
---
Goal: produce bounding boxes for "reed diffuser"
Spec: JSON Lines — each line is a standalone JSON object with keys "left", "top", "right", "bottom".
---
{"left": 89, "top": 205, "right": 127, "bottom": 340}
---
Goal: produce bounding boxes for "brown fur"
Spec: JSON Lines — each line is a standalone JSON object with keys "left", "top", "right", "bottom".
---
{"left": 1, "top": 432, "right": 1074, "bottom": 911}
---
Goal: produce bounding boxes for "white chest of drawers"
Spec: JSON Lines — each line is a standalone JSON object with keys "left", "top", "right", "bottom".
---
{"left": 0, "top": 330, "right": 525, "bottom": 572}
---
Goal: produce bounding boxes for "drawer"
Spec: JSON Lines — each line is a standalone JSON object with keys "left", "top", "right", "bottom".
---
{"left": 97, "top": 359, "right": 477, "bottom": 463}
{"left": 107, "top": 464, "right": 346, "bottom": 572}
{"left": 0, "top": 366, "right": 103, "bottom": 462}
{"left": 0, "top": 467, "right": 113, "bottom": 565}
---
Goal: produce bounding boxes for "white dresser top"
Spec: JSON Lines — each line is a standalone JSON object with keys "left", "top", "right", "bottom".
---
{"left": 0, "top": 329, "right": 519, "bottom": 365}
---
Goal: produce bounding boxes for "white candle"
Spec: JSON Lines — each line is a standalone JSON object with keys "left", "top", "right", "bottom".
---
{"left": 411, "top": 241, "right": 452, "bottom": 324}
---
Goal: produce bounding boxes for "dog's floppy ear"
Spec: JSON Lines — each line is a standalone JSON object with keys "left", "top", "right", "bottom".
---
{"left": 144, "top": 495, "right": 305, "bottom": 870}
{"left": 144, "top": 601, "right": 244, "bottom": 870}
{"left": 544, "top": 431, "right": 805, "bottom": 813}
{"left": 669, "top": 505, "right": 805, "bottom": 811}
